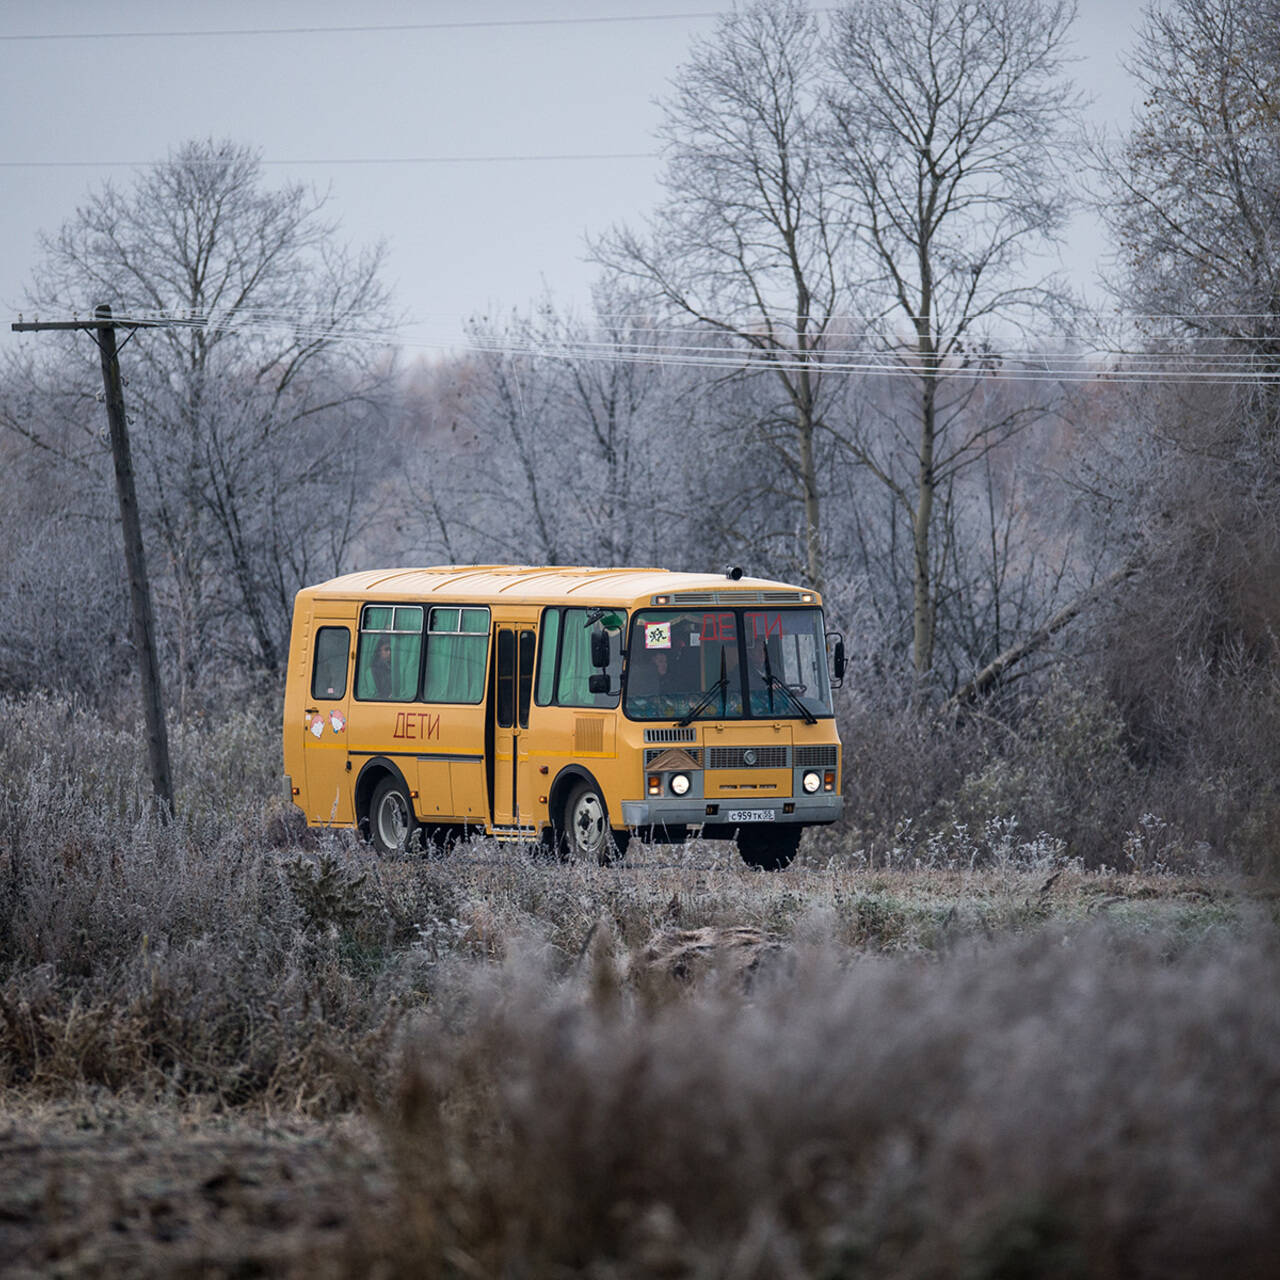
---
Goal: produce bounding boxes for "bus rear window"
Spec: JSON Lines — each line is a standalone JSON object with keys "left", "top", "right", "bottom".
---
{"left": 310, "top": 627, "right": 349, "bottom": 701}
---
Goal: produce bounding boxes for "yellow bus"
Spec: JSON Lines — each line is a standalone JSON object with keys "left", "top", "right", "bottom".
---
{"left": 283, "top": 565, "right": 845, "bottom": 869}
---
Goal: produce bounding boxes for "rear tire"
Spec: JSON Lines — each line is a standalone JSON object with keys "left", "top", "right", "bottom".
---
{"left": 737, "top": 825, "right": 801, "bottom": 871}
{"left": 369, "top": 775, "right": 418, "bottom": 856}
{"left": 561, "top": 780, "right": 630, "bottom": 865}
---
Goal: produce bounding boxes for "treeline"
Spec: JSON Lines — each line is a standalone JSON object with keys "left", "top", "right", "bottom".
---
{"left": 2, "top": 0, "right": 1278, "bottom": 871}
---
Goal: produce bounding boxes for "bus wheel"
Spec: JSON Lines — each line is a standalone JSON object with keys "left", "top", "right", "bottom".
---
{"left": 563, "top": 780, "right": 629, "bottom": 865}
{"left": 737, "top": 825, "right": 801, "bottom": 871}
{"left": 370, "top": 775, "right": 417, "bottom": 856}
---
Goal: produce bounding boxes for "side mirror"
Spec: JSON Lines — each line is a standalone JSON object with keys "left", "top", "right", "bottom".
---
{"left": 590, "top": 627, "right": 611, "bottom": 669}
{"left": 588, "top": 673, "right": 611, "bottom": 695}
{"left": 827, "top": 631, "right": 846, "bottom": 688}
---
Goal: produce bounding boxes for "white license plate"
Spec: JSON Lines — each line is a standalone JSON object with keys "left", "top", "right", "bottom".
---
{"left": 726, "top": 809, "right": 776, "bottom": 823}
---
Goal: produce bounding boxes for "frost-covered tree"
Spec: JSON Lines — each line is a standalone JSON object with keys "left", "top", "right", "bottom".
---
{"left": 825, "top": 0, "right": 1080, "bottom": 683}
{"left": 3, "top": 138, "right": 394, "bottom": 697}
{"left": 593, "top": 0, "right": 848, "bottom": 590}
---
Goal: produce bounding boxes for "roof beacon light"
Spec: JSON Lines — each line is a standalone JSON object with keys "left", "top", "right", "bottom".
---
{"left": 725, "top": 566, "right": 744, "bottom": 581}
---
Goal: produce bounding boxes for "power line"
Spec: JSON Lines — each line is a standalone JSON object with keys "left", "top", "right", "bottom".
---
{"left": 0, "top": 11, "right": 730, "bottom": 42}
{"left": 0, "top": 153, "right": 659, "bottom": 169}
{"left": 15, "top": 307, "right": 1277, "bottom": 384}
{"left": 21, "top": 306, "right": 1279, "bottom": 342}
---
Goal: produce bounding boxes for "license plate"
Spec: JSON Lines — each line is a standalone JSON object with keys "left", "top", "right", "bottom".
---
{"left": 726, "top": 809, "right": 775, "bottom": 823}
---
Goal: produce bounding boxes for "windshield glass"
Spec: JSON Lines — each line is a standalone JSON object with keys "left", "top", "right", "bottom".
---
{"left": 624, "top": 608, "right": 834, "bottom": 721}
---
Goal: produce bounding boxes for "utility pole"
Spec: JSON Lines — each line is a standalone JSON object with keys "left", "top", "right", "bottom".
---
{"left": 12, "top": 305, "right": 174, "bottom": 814}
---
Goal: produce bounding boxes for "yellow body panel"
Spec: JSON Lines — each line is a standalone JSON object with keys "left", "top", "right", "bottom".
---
{"left": 282, "top": 565, "right": 842, "bottom": 841}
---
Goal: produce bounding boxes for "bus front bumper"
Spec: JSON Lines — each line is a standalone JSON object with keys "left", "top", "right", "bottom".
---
{"left": 621, "top": 794, "right": 843, "bottom": 829}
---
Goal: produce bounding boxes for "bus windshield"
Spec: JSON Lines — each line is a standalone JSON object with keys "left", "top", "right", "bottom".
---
{"left": 623, "top": 608, "right": 834, "bottom": 722}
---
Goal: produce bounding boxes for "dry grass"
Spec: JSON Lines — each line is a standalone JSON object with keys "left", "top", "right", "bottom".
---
{"left": 355, "top": 923, "right": 1280, "bottom": 1280}
{"left": 2, "top": 694, "right": 1278, "bottom": 1276}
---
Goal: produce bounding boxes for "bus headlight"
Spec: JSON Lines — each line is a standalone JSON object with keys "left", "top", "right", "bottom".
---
{"left": 670, "top": 773, "right": 691, "bottom": 796}
{"left": 802, "top": 771, "right": 822, "bottom": 794}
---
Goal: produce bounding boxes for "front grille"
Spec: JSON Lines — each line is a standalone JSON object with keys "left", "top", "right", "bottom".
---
{"left": 795, "top": 745, "right": 838, "bottom": 768}
{"left": 644, "top": 727, "right": 697, "bottom": 744}
{"left": 645, "top": 747, "right": 703, "bottom": 767}
{"left": 707, "top": 745, "right": 789, "bottom": 769}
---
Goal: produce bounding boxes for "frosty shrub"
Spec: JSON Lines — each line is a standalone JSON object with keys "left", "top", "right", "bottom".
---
{"left": 363, "top": 925, "right": 1280, "bottom": 1279}
{"left": 944, "top": 677, "right": 1139, "bottom": 868}
{"left": 0, "top": 696, "right": 405, "bottom": 1106}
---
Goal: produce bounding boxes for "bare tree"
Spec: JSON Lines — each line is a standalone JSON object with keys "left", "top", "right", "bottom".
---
{"left": 397, "top": 287, "right": 792, "bottom": 578}
{"left": 552, "top": 281, "right": 669, "bottom": 566}
{"left": 593, "top": 0, "right": 848, "bottom": 589}
{"left": 825, "top": 0, "right": 1080, "bottom": 684}
{"left": 1101, "top": 0, "right": 1280, "bottom": 366}
{"left": 1087, "top": 0, "right": 1280, "bottom": 764}
{"left": 444, "top": 288, "right": 715, "bottom": 570}
{"left": 5, "top": 138, "right": 394, "bottom": 697}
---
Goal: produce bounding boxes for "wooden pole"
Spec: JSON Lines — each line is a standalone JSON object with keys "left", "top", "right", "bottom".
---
{"left": 11, "top": 307, "right": 175, "bottom": 812}
{"left": 93, "top": 304, "right": 174, "bottom": 813}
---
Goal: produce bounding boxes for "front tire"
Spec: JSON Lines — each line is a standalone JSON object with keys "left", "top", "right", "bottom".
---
{"left": 737, "top": 825, "right": 801, "bottom": 871}
{"left": 562, "top": 780, "right": 630, "bottom": 865}
{"left": 369, "top": 775, "right": 417, "bottom": 856}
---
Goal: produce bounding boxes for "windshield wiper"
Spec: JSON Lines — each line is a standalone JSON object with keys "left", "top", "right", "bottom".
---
{"left": 760, "top": 672, "right": 818, "bottom": 723}
{"left": 761, "top": 643, "right": 817, "bottom": 724}
{"left": 678, "top": 647, "right": 730, "bottom": 727}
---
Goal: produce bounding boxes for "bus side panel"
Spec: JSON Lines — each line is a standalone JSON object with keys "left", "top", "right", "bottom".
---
{"left": 403, "top": 707, "right": 486, "bottom": 822}
{"left": 524, "top": 703, "right": 621, "bottom": 832}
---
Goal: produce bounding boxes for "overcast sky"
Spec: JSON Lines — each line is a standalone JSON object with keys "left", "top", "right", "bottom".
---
{"left": 1, "top": 0, "right": 1145, "bottom": 356}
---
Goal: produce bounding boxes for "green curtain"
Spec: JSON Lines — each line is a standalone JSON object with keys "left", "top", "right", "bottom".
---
{"left": 355, "top": 605, "right": 423, "bottom": 702}
{"left": 536, "top": 608, "right": 561, "bottom": 704}
{"left": 423, "top": 607, "right": 489, "bottom": 703}
{"left": 391, "top": 634, "right": 422, "bottom": 699}
{"left": 557, "top": 610, "right": 594, "bottom": 706}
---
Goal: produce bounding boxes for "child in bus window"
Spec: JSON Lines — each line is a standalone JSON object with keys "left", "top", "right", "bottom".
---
{"left": 371, "top": 635, "right": 393, "bottom": 699}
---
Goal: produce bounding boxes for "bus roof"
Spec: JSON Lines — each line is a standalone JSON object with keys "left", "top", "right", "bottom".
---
{"left": 300, "top": 565, "right": 821, "bottom": 610}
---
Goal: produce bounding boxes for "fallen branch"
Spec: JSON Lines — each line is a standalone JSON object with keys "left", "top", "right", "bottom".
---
{"left": 943, "top": 560, "right": 1141, "bottom": 715}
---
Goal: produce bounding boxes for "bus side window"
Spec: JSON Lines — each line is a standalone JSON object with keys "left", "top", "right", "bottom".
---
{"left": 355, "top": 605, "right": 423, "bottom": 701}
{"left": 518, "top": 629, "right": 536, "bottom": 728}
{"left": 496, "top": 630, "right": 516, "bottom": 728}
{"left": 555, "top": 608, "right": 622, "bottom": 708}
{"left": 535, "top": 608, "right": 561, "bottom": 705}
{"left": 310, "top": 627, "right": 350, "bottom": 700}
{"left": 423, "top": 606, "right": 489, "bottom": 703}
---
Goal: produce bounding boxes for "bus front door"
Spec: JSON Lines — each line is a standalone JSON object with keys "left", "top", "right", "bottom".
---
{"left": 490, "top": 624, "right": 537, "bottom": 833}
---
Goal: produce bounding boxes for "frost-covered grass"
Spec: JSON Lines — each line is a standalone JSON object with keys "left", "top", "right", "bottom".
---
{"left": 356, "top": 923, "right": 1280, "bottom": 1279}
{"left": 1, "top": 695, "right": 1277, "bottom": 1275}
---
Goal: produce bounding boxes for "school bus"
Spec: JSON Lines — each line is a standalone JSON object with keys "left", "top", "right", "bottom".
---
{"left": 283, "top": 565, "right": 845, "bottom": 869}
